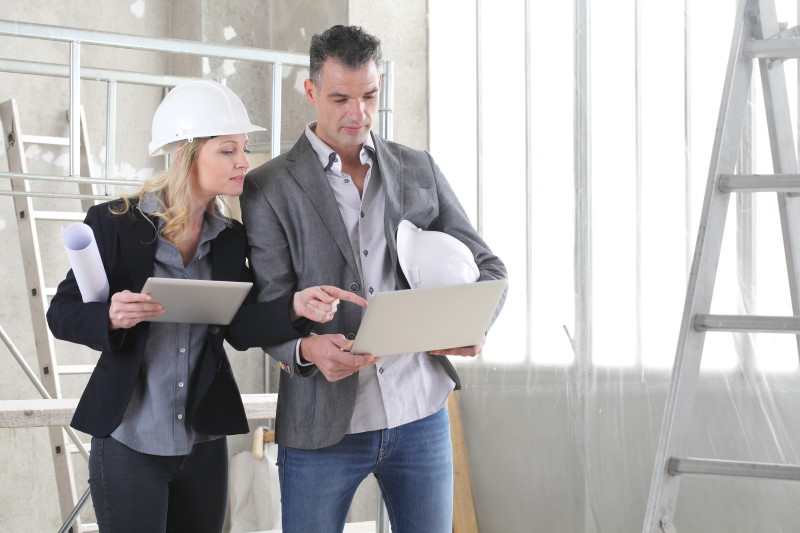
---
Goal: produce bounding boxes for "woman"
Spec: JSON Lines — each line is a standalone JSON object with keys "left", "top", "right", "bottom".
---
{"left": 46, "top": 79, "right": 365, "bottom": 533}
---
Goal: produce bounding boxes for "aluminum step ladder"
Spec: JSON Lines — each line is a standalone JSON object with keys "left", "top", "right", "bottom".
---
{"left": 643, "top": 0, "right": 800, "bottom": 531}
{"left": 1, "top": 98, "right": 98, "bottom": 532}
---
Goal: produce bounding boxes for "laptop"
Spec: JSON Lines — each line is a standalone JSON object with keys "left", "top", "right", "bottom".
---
{"left": 141, "top": 277, "right": 253, "bottom": 325}
{"left": 349, "top": 279, "right": 507, "bottom": 357}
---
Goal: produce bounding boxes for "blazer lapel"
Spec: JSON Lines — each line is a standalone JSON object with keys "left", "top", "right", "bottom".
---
{"left": 118, "top": 208, "right": 157, "bottom": 292}
{"left": 373, "top": 134, "right": 404, "bottom": 279}
{"left": 286, "top": 135, "right": 360, "bottom": 275}
{"left": 210, "top": 225, "right": 240, "bottom": 282}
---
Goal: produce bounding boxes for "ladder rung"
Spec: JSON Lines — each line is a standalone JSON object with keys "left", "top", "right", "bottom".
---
{"left": 719, "top": 173, "right": 800, "bottom": 192}
{"left": 744, "top": 37, "right": 800, "bottom": 59}
{"left": 19, "top": 134, "right": 69, "bottom": 146}
{"left": 44, "top": 287, "right": 56, "bottom": 297}
{"left": 57, "top": 365, "right": 96, "bottom": 375}
{"left": 80, "top": 523, "right": 99, "bottom": 532}
{"left": 30, "top": 211, "right": 86, "bottom": 221}
{"left": 694, "top": 314, "right": 800, "bottom": 333}
{"left": 669, "top": 457, "right": 800, "bottom": 481}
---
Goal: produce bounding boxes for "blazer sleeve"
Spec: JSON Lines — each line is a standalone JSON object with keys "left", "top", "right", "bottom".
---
{"left": 46, "top": 205, "right": 121, "bottom": 353}
{"left": 224, "top": 221, "right": 313, "bottom": 352}
{"left": 239, "top": 174, "right": 310, "bottom": 372}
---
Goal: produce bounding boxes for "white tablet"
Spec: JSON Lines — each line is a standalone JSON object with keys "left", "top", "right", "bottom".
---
{"left": 141, "top": 277, "right": 253, "bottom": 325}
{"left": 350, "top": 279, "right": 507, "bottom": 357}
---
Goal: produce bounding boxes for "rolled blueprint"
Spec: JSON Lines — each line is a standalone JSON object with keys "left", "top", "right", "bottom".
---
{"left": 61, "top": 223, "right": 109, "bottom": 303}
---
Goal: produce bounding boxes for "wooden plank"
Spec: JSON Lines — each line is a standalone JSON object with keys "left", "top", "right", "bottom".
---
{"left": 0, "top": 399, "right": 77, "bottom": 428}
{"left": 448, "top": 391, "right": 479, "bottom": 533}
{"left": 259, "top": 521, "right": 376, "bottom": 533}
{"left": 241, "top": 393, "right": 278, "bottom": 420}
{"left": 0, "top": 393, "right": 279, "bottom": 428}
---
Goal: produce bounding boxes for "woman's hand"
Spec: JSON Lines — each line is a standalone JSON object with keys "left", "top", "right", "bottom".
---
{"left": 108, "top": 290, "right": 164, "bottom": 330}
{"left": 291, "top": 286, "right": 368, "bottom": 323}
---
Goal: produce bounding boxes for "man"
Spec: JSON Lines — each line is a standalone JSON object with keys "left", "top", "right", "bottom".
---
{"left": 240, "top": 24, "right": 507, "bottom": 533}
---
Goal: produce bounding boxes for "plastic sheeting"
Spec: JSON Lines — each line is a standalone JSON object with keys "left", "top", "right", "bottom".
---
{"left": 227, "top": 443, "right": 281, "bottom": 533}
{"left": 428, "top": 0, "right": 800, "bottom": 531}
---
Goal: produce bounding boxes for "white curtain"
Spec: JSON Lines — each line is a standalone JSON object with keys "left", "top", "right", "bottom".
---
{"left": 430, "top": 0, "right": 800, "bottom": 531}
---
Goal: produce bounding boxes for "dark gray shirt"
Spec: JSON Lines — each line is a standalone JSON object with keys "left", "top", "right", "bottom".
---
{"left": 111, "top": 194, "right": 226, "bottom": 455}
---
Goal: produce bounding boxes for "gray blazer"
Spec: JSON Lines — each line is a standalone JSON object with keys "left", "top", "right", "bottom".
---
{"left": 240, "top": 132, "right": 507, "bottom": 450}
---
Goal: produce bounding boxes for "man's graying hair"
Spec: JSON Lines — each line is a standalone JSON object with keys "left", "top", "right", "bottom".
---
{"left": 309, "top": 25, "right": 382, "bottom": 87}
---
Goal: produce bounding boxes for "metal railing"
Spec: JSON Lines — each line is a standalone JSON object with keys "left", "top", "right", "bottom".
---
{"left": 0, "top": 19, "right": 394, "bottom": 199}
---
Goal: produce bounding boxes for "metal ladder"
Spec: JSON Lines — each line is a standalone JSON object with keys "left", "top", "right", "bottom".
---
{"left": 1, "top": 98, "right": 99, "bottom": 532}
{"left": 643, "top": 0, "right": 800, "bottom": 531}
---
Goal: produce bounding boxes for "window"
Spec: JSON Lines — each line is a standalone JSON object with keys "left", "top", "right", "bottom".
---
{"left": 429, "top": 0, "right": 800, "bottom": 372}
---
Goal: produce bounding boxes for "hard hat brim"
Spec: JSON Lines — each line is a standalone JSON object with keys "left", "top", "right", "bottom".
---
{"left": 148, "top": 123, "right": 266, "bottom": 156}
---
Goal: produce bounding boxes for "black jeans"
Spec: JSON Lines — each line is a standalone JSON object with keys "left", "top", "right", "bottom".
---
{"left": 88, "top": 436, "right": 228, "bottom": 533}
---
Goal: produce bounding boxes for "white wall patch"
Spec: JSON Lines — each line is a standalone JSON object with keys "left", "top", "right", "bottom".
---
{"left": 222, "top": 60, "right": 236, "bottom": 77}
{"left": 130, "top": 0, "right": 145, "bottom": 18}
{"left": 53, "top": 153, "right": 70, "bottom": 169}
{"left": 24, "top": 145, "right": 41, "bottom": 159}
{"left": 224, "top": 26, "right": 237, "bottom": 41}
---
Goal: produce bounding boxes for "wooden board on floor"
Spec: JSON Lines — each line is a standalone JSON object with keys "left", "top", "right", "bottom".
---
{"left": 448, "top": 391, "right": 479, "bottom": 533}
{"left": 260, "top": 520, "right": 376, "bottom": 533}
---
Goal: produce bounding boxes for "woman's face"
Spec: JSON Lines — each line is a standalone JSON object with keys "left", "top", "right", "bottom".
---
{"left": 191, "top": 134, "right": 250, "bottom": 204}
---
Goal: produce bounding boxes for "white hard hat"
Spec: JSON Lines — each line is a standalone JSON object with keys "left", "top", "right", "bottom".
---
{"left": 149, "top": 79, "right": 266, "bottom": 156}
{"left": 397, "top": 220, "right": 480, "bottom": 289}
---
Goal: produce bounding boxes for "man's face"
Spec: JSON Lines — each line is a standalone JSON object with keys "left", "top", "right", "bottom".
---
{"left": 304, "top": 59, "right": 381, "bottom": 154}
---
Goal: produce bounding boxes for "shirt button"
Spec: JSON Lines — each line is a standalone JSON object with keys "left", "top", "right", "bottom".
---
{"left": 360, "top": 211, "right": 365, "bottom": 218}
{"left": 179, "top": 348, "right": 186, "bottom": 354}
{"left": 363, "top": 250, "right": 368, "bottom": 257}
{"left": 346, "top": 333, "right": 356, "bottom": 340}
{"left": 344, "top": 178, "right": 350, "bottom": 183}
{"left": 178, "top": 382, "right": 184, "bottom": 388}
{"left": 177, "top": 414, "right": 184, "bottom": 420}
{"left": 350, "top": 283, "right": 360, "bottom": 292}
{"left": 379, "top": 367, "right": 384, "bottom": 374}
{"left": 369, "top": 287, "right": 374, "bottom": 294}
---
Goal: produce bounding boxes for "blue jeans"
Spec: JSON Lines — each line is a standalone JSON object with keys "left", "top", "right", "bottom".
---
{"left": 278, "top": 408, "right": 453, "bottom": 533}
{"left": 88, "top": 436, "right": 228, "bottom": 533}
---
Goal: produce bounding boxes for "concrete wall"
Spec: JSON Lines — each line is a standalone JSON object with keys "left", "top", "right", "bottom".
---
{"left": 0, "top": 0, "right": 426, "bottom": 530}
{"left": 349, "top": 0, "right": 429, "bottom": 150}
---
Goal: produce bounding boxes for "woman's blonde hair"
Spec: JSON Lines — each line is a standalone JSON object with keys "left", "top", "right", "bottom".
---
{"left": 111, "top": 139, "right": 230, "bottom": 245}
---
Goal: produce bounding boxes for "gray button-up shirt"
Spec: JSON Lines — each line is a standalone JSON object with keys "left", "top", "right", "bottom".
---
{"left": 111, "top": 194, "right": 225, "bottom": 455}
{"left": 304, "top": 124, "right": 455, "bottom": 434}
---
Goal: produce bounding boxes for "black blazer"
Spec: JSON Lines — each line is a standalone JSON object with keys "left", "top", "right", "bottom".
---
{"left": 47, "top": 199, "right": 310, "bottom": 438}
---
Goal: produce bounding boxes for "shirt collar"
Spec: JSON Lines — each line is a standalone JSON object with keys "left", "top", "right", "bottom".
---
{"left": 304, "top": 122, "right": 375, "bottom": 173}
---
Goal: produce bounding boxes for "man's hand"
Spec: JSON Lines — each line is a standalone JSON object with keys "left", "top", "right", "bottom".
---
{"left": 291, "top": 285, "right": 368, "bottom": 323}
{"left": 108, "top": 290, "right": 164, "bottom": 330}
{"left": 299, "top": 334, "right": 378, "bottom": 381}
{"left": 427, "top": 338, "right": 486, "bottom": 357}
